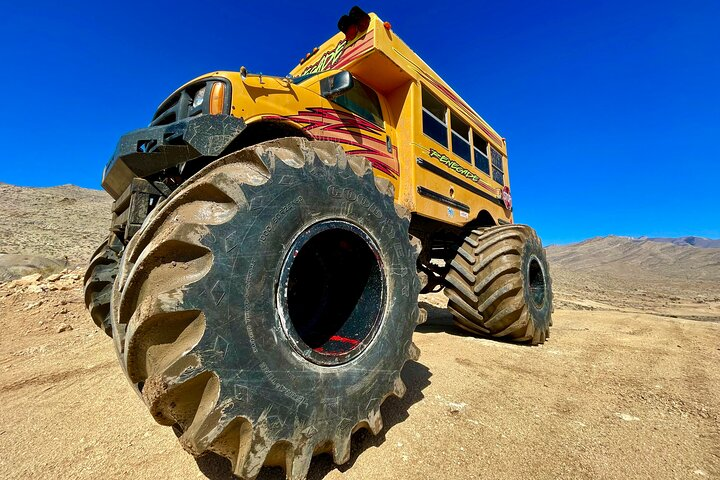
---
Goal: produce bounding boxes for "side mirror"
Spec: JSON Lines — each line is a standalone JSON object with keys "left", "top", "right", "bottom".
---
{"left": 320, "top": 71, "right": 354, "bottom": 99}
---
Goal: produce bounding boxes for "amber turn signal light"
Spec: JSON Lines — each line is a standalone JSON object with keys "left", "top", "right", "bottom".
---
{"left": 209, "top": 82, "right": 225, "bottom": 115}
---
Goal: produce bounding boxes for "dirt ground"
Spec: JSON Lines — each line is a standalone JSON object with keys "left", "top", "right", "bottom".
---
{"left": 0, "top": 271, "right": 718, "bottom": 479}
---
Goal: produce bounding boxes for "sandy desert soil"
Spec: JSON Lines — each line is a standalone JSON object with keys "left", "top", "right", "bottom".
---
{"left": 0, "top": 185, "right": 718, "bottom": 479}
{"left": 0, "top": 270, "right": 718, "bottom": 479}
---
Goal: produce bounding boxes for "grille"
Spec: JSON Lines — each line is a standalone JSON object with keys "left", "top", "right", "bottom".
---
{"left": 150, "top": 79, "right": 228, "bottom": 127}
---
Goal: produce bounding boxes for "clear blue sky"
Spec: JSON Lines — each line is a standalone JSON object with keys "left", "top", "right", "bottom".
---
{"left": 0, "top": 0, "right": 718, "bottom": 244}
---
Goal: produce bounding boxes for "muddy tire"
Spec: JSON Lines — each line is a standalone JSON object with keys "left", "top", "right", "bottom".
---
{"left": 444, "top": 225, "right": 553, "bottom": 345}
{"left": 110, "top": 138, "right": 423, "bottom": 479}
{"left": 84, "top": 235, "right": 121, "bottom": 336}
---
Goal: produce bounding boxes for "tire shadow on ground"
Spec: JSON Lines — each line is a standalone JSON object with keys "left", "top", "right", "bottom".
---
{"left": 194, "top": 360, "right": 432, "bottom": 480}
{"left": 415, "top": 301, "right": 466, "bottom": 336}
{"left": 416, "top": 301, "right": 541, "bottom": 347}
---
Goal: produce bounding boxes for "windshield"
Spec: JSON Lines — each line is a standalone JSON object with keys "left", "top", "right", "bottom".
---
{"left": 291, "top": 72, "right": 321, "bottom": 84}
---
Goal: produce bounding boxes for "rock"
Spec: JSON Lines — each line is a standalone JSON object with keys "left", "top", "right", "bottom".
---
{"left": 57, "top": 323, "right": 73, "bottom": 333}
{"left": 46, "top": 273, "right": 62, "bottom": 282}
{"left": 0, "top": 255, "right": 66, "bottom": 282}
{"left": 448, "top": 402, "right": 467, "bottom": 414}
{"left": 16, "top": 273, "right": 42, "bottom": 285}
{"left": 615, "top": 413, "right": 640, "bottom": 421}
{"left": 23, "top": 301, "right": 43, "bottom": 310}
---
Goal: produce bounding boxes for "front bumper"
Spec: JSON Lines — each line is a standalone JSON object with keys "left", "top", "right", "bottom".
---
{"left": 101, "top": 114, "right": 246, "bottom": 198}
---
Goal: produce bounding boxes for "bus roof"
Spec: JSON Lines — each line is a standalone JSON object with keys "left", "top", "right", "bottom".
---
{"left": 289, "top": 10, "right": 506, "bottom": 152}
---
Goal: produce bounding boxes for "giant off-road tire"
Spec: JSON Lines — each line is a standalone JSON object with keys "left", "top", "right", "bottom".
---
{"left": 110, "top": 138, "right": 423, "bottom": 480}
{"left": 444, "top": 225, "right": 553, "bottom": 345}
{"left": 84, "top": 234, "right": 121, "bottom": 336}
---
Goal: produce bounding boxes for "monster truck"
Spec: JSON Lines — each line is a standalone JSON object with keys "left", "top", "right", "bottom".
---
{"left": 84, "top": 6, "right": 552, "bottom": 479}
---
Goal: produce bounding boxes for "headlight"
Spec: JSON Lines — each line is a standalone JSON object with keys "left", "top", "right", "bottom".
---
{"left": 209, "top": 82, "right": 226, "bottom": 115}
{"left": 192, "top": 86, "right": 206, "bottom": 109}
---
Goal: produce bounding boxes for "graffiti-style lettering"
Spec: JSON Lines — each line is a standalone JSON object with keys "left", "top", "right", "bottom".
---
{"left": 429, "top": 149, "right": 480, "bottom": 183}
{"left": 303, "top": 41, "right": 347, "bottom": 75}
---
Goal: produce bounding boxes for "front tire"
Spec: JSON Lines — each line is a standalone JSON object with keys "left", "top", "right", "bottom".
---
{"left": 110, "top": 138, "right": 422, "bottom": 479}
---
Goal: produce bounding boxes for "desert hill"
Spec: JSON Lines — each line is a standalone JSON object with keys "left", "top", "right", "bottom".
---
{"left": 1, "top": 182, "right": 718, "bottom": 285}
{"left": 547, "top": 235, "right": 720, "bottom": 281}
{"left": 547, "top": 236, "right": 719, "bottom": 321}
{"left": 0, "top": 183, "right": 112, "bottom": 264}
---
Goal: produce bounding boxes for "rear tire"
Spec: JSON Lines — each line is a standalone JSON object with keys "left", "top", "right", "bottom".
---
{"left": 444, "top": 225, "right": 553, "bottom": 345}
{"left": 84, "top": 235, "right": 121, "bottom": 337}
{"left": 110, "top": 138, "right": 423, "bottom": 479}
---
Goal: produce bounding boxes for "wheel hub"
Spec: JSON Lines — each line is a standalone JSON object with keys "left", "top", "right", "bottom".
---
{"left": 527, "top": 255, "right": 547, "bottom": 309}
{"left": 276, "top": 220, "right": 386, "bottom": 366}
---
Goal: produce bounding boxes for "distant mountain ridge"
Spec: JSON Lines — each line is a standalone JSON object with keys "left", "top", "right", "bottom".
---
{"left": 547, "top": 235, "right": 720, "bottom": 281}
{"left": 0, "top": 181, "right": 718, "bottom": 284}
{"left": 639, "top": 236, "right": 720, "bottom": 249}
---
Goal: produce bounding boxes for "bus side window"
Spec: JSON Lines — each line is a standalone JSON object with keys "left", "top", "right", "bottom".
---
{"left": 473, "top": 132, "right": 489, "bottom": 174}
{"left": 421, "top": 87, "right": 448, "bottom": 147}
{"left": 333, "top": 79, "right": 384, "bottom": 127}
{"left": 450, "top": 113, "right": 471, "bottom": 163}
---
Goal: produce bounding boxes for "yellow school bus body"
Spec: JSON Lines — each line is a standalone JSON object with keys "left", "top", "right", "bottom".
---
{"left": 288, "top": 13, "right": 512, "bottom": 226}
{"left": 176, "top": 11, "right": 512, "bottom": 227}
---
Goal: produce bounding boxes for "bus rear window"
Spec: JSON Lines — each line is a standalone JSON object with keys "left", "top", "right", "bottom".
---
{"left": 491, "top": 147, "right": 505, "bottom": 185}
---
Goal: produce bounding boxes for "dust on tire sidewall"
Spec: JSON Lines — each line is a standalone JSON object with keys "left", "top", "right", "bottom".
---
{"left": 176, "top": 158, "right": 417, "bottom": 434}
